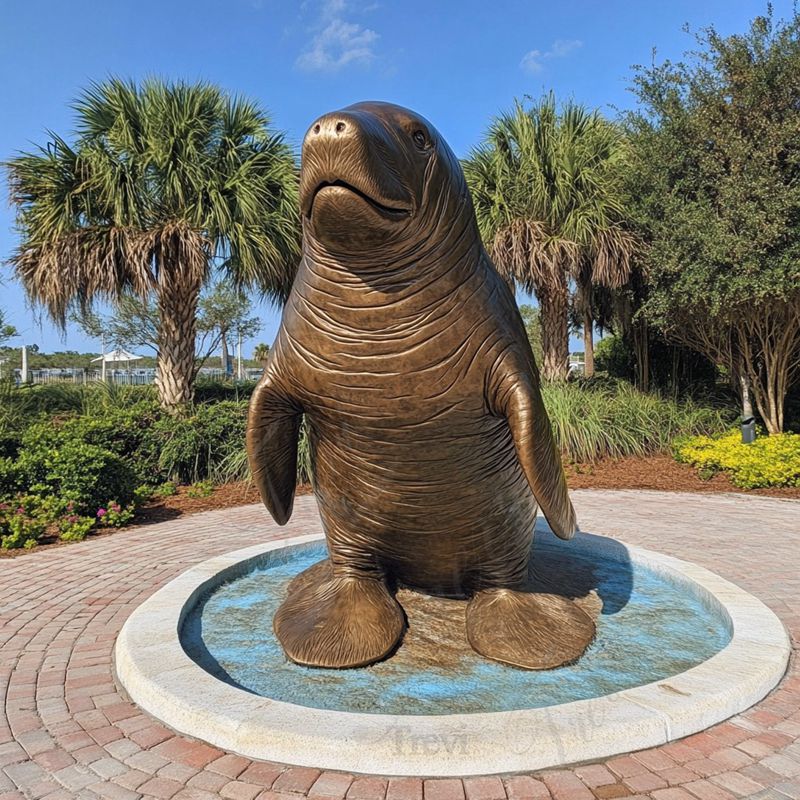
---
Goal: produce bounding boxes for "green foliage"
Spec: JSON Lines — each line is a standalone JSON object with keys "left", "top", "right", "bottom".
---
{"left": 194, "top": 380, "right": 257, "bottom": 404}
{"left": 594, "top": 335, "right": 635, "bottom": 381}
{"left": 0, "top": 309, "right": 18, "bottom": 346}
{"left": 518, "top": 305, "right": 544, "bottom": 365}
{"left": 7, "top": 78, "right": 301, "bottom": 319}
{"left": 220, "top": 415, "right": 313, "bottom": 486}
{"left": 628, "top": 11, "right": 800, "bottom": 317}
{"left": 74, "top": 295, "right": 158, "bottom": 356}
{"left": 154, "top": 401, "right": 247, "bottom": 483}
{"left": 0, "top": 380, "right": 82, "bottom": 458}
{"left": 0, "top": 496, "right": 49, "bottom": 549}
{"left": 297, "top": 418, "right": 313, "bottom": 485}
{"left": 0, "top": 495, "right": 94, "bottom": 548}
{"left": 15, "top": 427, "right": 138, "bottom": 515}
{"left": 96, "top": 501, "right": 135, "bottom": 527}
{"left": 151, "top": 481, "right": 178, "bottom": 498}
{"left": 626, "top": 10, "right": 800, "bottom": 431}
{"left": 465, "top": 94, "right": 635, "bottom": 290}
{"left": 464, "top": 94, "right": 637, "bottom": 380}
{"left": 73, "top": 281, "right": 262, "bottom": 373}
{"left": 542, "top": 382, "right": 732, "bottom": 463}
{"left": 7, "top": 78, "right": 300, "bottom": 409}
{"left": 0, "top": 457, "right": 21, "bottom": 497}
{"left": 13, "top": 401, "right": 161, "bottom": 486}
{"left": 58, "top": 514, "right": 96, "bottom": 542}
{"left": 0, "top": 382, "right": 251, "bottom": 488}
{"left": 196, "top": 282, "right": 262, "bottom": 368}
{"left": 675, "top": 431, "right": 800, "bottom": 488}
{"left": 186, "top": 480, "right": 214, "bottom": 499}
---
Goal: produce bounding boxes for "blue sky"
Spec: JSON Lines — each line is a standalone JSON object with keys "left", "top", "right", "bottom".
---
{"left": 0, "top": 0, "right": 791, "bottom": 357}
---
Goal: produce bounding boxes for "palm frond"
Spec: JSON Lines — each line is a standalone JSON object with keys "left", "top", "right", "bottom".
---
{"left": 5, "top": 78, "right": 301, "bottom": 324}
{"left": 463, "top": 94, "right": 638, "bottom": 298}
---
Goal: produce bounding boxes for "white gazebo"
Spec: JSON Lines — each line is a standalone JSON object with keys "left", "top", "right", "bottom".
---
{"left": 91, "top": 349, "right": 143, "bottom": 381}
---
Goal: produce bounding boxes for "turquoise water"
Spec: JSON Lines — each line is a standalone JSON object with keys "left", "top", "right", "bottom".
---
{"left": 181, "top": 530, "right": 732, "bottom": 715}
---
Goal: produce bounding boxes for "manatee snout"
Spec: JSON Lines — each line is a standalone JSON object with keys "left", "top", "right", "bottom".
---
{"left": 300, "top": 103, "right": 435, "bottom": 249}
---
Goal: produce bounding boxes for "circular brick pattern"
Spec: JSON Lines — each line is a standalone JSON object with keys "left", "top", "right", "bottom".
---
{"left": 1, "top": 490, "right": 799, "bottom": 799}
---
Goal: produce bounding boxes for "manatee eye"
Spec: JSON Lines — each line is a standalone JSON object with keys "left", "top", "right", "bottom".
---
{"left": 412, "top": 130, "right": 428, "bottom": 150}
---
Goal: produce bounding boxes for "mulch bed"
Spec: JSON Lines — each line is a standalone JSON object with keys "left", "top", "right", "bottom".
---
{"left": 564, "top": 453, "right": 800, "bottom": 499}
{"left": 2, "top": 458, "right": 796, "bottom": 559}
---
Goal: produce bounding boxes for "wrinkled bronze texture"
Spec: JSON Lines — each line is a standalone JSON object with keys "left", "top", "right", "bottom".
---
{"left": 247, "top": 101, "right": 593, "bottom": 670}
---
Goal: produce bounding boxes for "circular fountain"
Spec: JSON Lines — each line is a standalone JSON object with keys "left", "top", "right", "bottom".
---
{"left": 115, "top": 522, "right": 789, "bottom": 776}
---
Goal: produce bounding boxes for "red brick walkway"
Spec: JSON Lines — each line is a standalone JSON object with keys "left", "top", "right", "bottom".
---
{"left": 1, "top": 490, "right": 798, "bottom": 800}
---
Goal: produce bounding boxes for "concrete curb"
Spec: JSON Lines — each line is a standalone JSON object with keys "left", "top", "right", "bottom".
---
{"left": 115, "top": 530, "right": 790, "bottom": 776}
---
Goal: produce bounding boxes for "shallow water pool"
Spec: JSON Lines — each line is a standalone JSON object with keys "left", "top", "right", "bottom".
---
{"left": 181, "top": 530, "right": 731, "bottom": 715}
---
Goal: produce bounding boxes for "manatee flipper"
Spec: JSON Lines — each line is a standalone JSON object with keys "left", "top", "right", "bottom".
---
{"left": 246, "top": 364, "right": 302, "bottom": 525}
{"left": 466, "top": 588, "right": 595, "bottom": 670}
{"left": 492, "top": 362, "right": 576, "bottom": 540}
{"left": 287, "top": 558, "right": 332, "bottom": 596}
{"left": 274, "top": 573, "right": 405, "bottom": 668}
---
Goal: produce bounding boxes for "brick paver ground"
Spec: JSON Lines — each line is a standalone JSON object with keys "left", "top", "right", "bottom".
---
{"left": 1, "top": 490, "right": 798, "bottom": 800}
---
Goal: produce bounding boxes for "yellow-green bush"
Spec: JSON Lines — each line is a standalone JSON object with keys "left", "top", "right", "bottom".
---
{"left": 674, "top": 430, "right": 800, "bottom": 488}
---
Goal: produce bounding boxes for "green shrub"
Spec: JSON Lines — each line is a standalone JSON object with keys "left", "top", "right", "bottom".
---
{"left": 186, "top": 480, "right": 214, "bottom": 498}
{"left": 96, "top": 501, "right": 135, "bottom": 527}
{"left": 15, "top": 426, "right": 138, "bottom": 515}
{"left": 151, "top": 481, "right": 178, "bottom": 498}
{"left": 58, "top": 514, "right": 95, "bottom": 542}
{"left": 0, "top": 457, "right": 22, "bottom": 498}
{"left": 674, "top": 430, "right": 800, "bottom": 488}
{"left": 542, "top": 382, "right": 732, "bottom": 463}
{"left": 595, "top": 335, "right": 635, "bottom": 380}
{"left": 155, "top": 400, "right": 247, "bottom": 483}
{"left": 194, "top": 380, "right": 257, "bottom": 404}
{"left": 0, "top": 496, "right": 50, "bottom": 549}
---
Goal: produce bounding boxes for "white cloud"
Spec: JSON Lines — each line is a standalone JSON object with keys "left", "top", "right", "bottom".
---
{"left": 520, "top": 38, "right": 582, "bottom": 74}
{"left": 296, "top": 1, "right": 379, "bottom": 72}
{"left": 320, "top": 0, "right": 347, "bottom": 18}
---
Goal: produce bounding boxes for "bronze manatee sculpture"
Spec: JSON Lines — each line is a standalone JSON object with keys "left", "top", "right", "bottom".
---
{"left": 247, "top": 101, "right": 595, "bottom": 670}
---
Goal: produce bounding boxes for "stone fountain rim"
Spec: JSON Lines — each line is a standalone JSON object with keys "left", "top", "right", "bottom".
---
{"left": 114, "top": 530, "right": 790, "bottom": 777}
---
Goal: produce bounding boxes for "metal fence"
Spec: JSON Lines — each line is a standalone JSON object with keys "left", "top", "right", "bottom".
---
{"left": 8, "top": 367, "right": 264, "bottom": 386}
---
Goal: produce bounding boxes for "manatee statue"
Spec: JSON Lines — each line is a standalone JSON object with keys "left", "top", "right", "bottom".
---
{"left": 247, "top": 101, "right": 595, "bottom": 670}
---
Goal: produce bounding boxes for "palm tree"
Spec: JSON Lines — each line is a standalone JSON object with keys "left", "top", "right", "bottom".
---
{"left": 6, "top": 78, "right": 300, "bottom": 410}
{"left": 253, "top": 343, "right": 270, "bottom": 365}
{"left": 465, "top": 94, "right": 636, "bottom": 380}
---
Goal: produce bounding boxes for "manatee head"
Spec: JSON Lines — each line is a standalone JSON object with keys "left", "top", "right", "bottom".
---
{"left": 300, "top": 101, "right": 469, "bottom": 254}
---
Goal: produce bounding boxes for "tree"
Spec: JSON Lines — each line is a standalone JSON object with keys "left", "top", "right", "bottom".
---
{"left": 7, "top": 78, "right": 300, "bottom": 410}
{"left": 198, "top": 282, "right": 261, "bottom": 376}
{"left": 253, "top": 343, "right": 270, "bottom": 364}
{"left": 0, "top": 310, "right": 17, "bottom": 347}
{"left": 518, "top": 304, "right": 544, "bottom": 366}
{"left": 76, "top": 297, "right": 158, "bottom": 356}
{"left": 75, "top": 283, "right": 261, "bottom": 375}
{"left": 465, "top": 95, "right": 637, "bottom": 380}
{"left": 627, "top": 10, "right": 800, "bottom": 432}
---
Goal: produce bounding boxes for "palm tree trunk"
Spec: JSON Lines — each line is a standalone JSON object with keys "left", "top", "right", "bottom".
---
{"left": 539, "top": 283, "right": 570, "bottom": 381}
{"left": 582, "top": 307, "right": 595, "bottom": 378}
{"left": 155, "top": 264, "right": 201, "bottom": 411}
